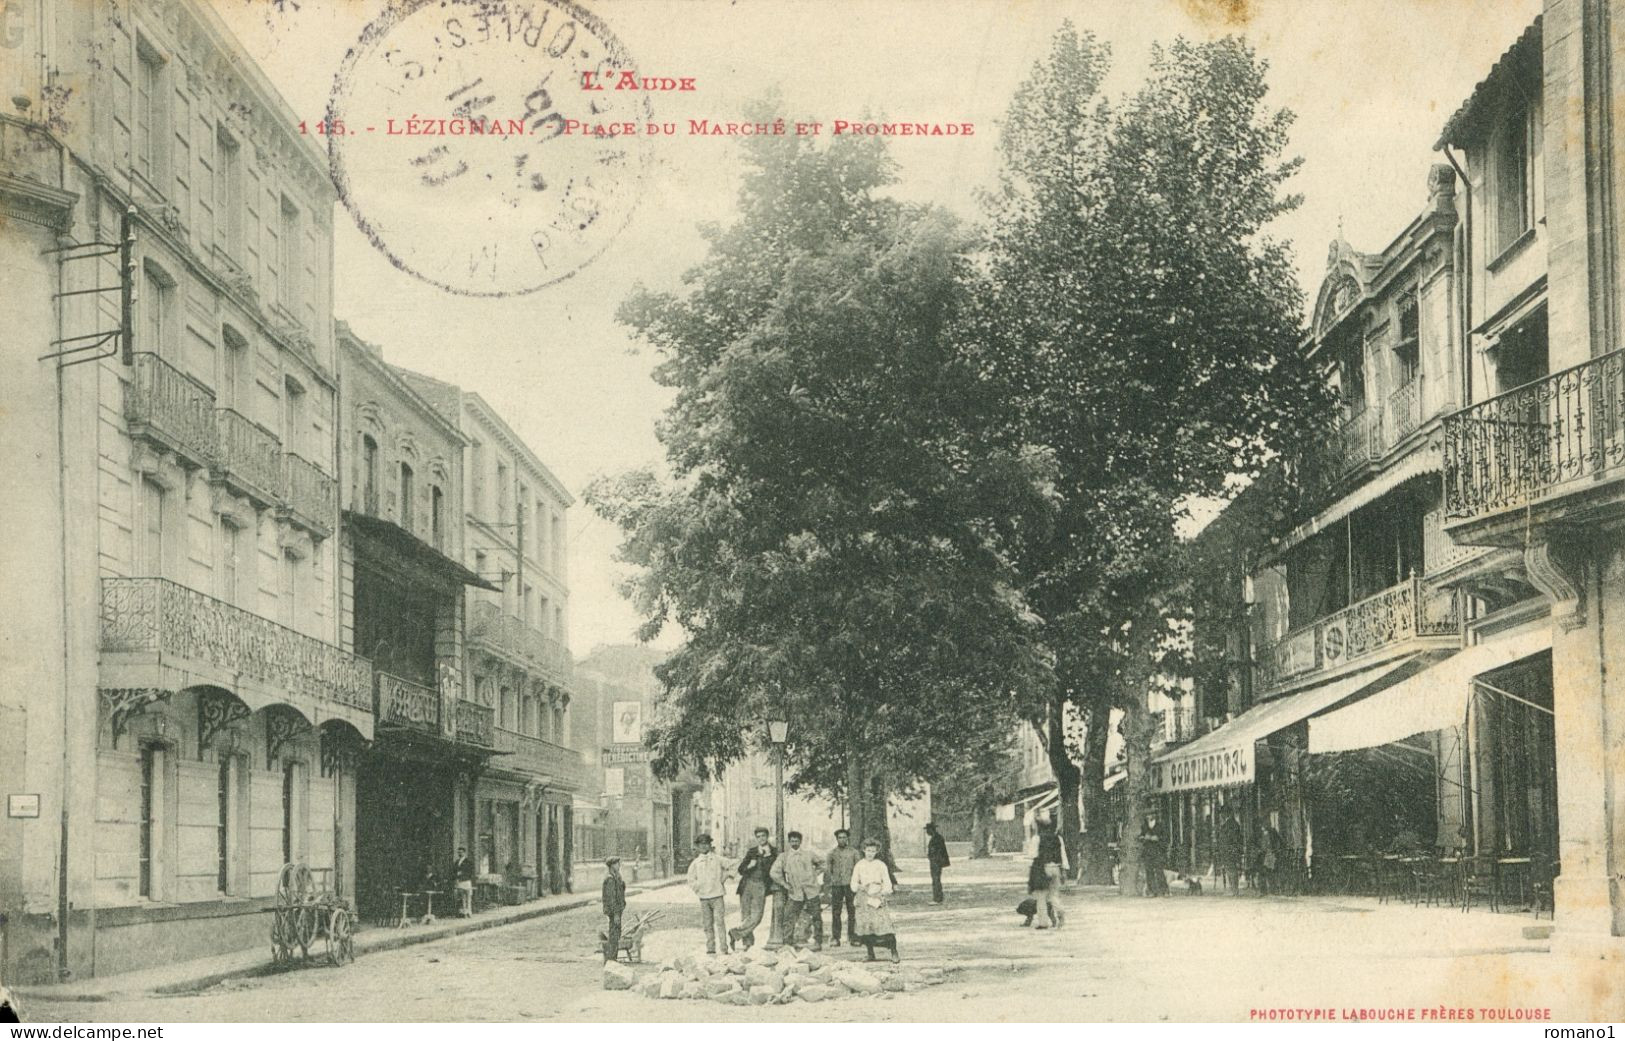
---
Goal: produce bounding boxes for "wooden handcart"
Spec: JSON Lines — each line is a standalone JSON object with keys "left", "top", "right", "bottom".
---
{"left": 271, "top": 862, "right": 358, "bottom": 968}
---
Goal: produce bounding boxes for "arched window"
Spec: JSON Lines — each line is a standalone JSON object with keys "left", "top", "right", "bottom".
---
{"left": 399, "top": 462, "right": 415, "bottom": 533}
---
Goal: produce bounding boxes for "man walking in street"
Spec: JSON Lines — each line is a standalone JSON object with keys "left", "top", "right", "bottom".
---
{"left": 729, "top": 827, "right": 776, "bottom": 950}
{"left": 769, "top": 830, "right": 825, "bottom": 950}
{"left": 601, "top": 856, "right": 626, "bottom": 963}
{"left": 825, "top": 829, "right": 861, "bottom": 946}
{"left": 686, "top": 833, "right": 734, "bottom": 954}
{"left": 1217, "top": 805, "right": 1243, "bottom": 896}
{"left": 925, "top": 822, "right": 951, "bottom": 904}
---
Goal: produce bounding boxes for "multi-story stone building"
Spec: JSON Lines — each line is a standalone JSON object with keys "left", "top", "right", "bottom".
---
{"left": 395, "top": 371, "right": 586, "bottom": 899}
{"left": 573, "top": 645, "right": 676, "bottom": 879}
{"left": 1432, "top": 3, "right": 1625, "bottom": 953}
{"left": 1167, "top": 1, "right": 1625, "bottom": 954}
{"left": 0, "top": 0, "right": 362, "bottom": 981}
{"left": 334, "top": 324, "right": 496, "bottom": 922}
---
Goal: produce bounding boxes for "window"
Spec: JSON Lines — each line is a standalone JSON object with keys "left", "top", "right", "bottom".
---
{"left": 1340, "top": 342, "right": 1366, "bottom": 414}
{"left": 278, "top": 196, "right": 302, "bottom": 313}
{"left": 282, "top": 376, "right": 306, "bottom": 459}
{"left": 135, "top": 39, "right": 167, "bottom": 187}
{"left": 522, "top": 583, "right": 534, "bottom": 625}
{"left": 399, "top": 462, "right": 415, "bottom": 533}
{"left": 1395, "top": 292, "right": 1420, "bottom": 386}
{"left": 469, "top": 441, "right": 484, "bottom": 515}
{"left": 496, "top": 461, "right": 510, "bottom": 522}
{"left": 141, "top": 478, "right": 166, "bottom": 576}
{"left": 553, "top": 606, "right": 564, "bottom": 646}
{"left": 430, "top": 486, "right": 445, "bottom": 550}
{"left": 535, "top": 505, "right": 548, "bottom": 562}
{"left": 1495, "top": 106, "right": 1535, "bottom": 252}
{"left": 216, "top": 127, "right": 243, "bottom": 260}
{"left": 362, "top": 435, "right": 379, "bottom": 514}
{"left": 550, "top": 516, "right": 563, "bottom": 573}
{"left": 1495, "top": 308, "right": 1550, "bottom": 394}
{"left": 141, "top": 262, "right": 171, "bottom": 356}
{"left": 500, "top": 686, "right": 514, "bottom": 730}
{"left": 218, "top": 520, "right": 242, "bottom": 605}
{"left": 221, "top": 327, "right": 248, "bottom": 409}
{"left": 279, "top": 551, "right": 299, "bottom": 629}
{"left": 539, "top": 594, "right": 550, "bottom": 637}
{"left": 139, "top": 744, "right": 159, "bottom": 898}
{"left": 474, "top": 550, "right": 487, "bottom": 585}
{"left": 217, "top": 758, "right": 232, "bottom": 893}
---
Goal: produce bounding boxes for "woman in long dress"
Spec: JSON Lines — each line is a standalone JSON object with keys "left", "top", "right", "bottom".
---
{"left": 851, "top": 837, "right": 900, "bottom": 962}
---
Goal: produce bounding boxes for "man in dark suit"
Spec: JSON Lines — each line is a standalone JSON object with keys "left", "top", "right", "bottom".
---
{"left": 926, "top": 822, "right": 951, "bottom": 904}
{"left": 600, "top": 856, "right": 626, "bottom": 963}
{"left": 729, "top": 827, "right": 776, "bottom": 950}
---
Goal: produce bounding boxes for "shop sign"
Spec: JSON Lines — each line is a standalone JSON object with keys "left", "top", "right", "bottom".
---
{"left": 1149, "top": 744, "right": 1254, "bottom": 794}
{"left": 603, "top": 745, "right": 651, "bottom": 765}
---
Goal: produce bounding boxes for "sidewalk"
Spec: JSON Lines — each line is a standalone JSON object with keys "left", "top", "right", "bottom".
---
{"left": 15, "top": 875, "right": 685, "bottom": 1003}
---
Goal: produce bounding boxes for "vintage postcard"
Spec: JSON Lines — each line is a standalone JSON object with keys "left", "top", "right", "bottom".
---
{"left": 1, "top": 0, "right": 1623, "bottom": 1028}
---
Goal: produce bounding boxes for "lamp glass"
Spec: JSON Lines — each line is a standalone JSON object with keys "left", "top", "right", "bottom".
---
{"left": 768, "top": 719, "right": 788, "bottom": 744}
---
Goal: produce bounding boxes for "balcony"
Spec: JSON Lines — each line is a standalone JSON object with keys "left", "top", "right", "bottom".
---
{"left": 1443, "top": 350, "right": 1625, "bottom": 538}
{"left": 1332, "top": 407, "right": 1380, "bottom": 479}
{"left": 125, "top": 353, "right": 217, "bottom": 468}
{"left": 214, "top": 409, "right": 282, "bottom": 506}
{"left": 282, "top": 453, "right": 337, "bottom": 538}
{"left": 374, "top": 671, "right": 440, "bottom": 735}
{"left": 455, "top": 698, "right": 495, "bottom": 748}
{"left": 467, "top": 600, "right": 574, "bottom": 685}
{"left": 493, "top": 726, "right": 583, "bottom": 787}
{"left": 1255, "top": 575, "right": 1460, "bottom": 695}
{"left": 100, "top": 577, "right": 373, "bottom": 722}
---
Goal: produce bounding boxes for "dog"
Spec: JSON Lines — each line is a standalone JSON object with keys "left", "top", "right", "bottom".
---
{"left": 1016, "top": 897, "right": 1058, "bottom": 927}
{"left": 1182, "top": 875, "right": 1203, "bottom": 895}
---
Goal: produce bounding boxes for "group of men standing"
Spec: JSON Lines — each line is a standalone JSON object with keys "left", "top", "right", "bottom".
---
{"left": 689, "top": 827, "right": 869, "bottom": 954}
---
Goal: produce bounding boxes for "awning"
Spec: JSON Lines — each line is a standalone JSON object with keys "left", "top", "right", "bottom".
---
{"left": 1308, "top": 626, "right": 1553, "bottom": 754}
{"left": 1275, "top": 448, "right": 1438, "bottom": 556}
{"left": 1149, "top": 659, "right": 1414, "bottom": 794}
{"left": 344, "top": 510, "right": 499, "bottom": 590}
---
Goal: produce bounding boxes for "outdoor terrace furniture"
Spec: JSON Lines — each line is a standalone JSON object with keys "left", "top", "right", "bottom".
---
{"left": 1459, "top": 855, "right": 1499, "bottom": 913}
{"left": 1496, "top": 856, "right": 1533, "bottom": 910}
{"left": 1409, "top": 857, "right": 1453, "bottom": 907}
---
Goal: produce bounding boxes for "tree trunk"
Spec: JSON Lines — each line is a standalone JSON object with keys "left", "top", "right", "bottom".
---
{"left": 847, "top": 756, "right": 868, "bottom": 847}
{"left": 1043, "top": 700, "right": 1083, "bottom": 879}
{"left": 969, "top": 784, "right": 992, "bottom": 858}
{"left": 867, "top": 771, "right": 893, "bottom": 855}
{"left": 1078, "top": 696, "right": 1114, "bottom": 884}
{"left": 1117, "top": 623, "right": 1158, "bottom": 898}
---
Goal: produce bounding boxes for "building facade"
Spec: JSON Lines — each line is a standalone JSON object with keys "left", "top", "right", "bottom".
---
{"left": 1169, "top": 1, "right": 1625, "bottom": 956}
{"left": 1, "top": 0, "right": 360, "bottom": 981}
{"left": 395, "top": 372, "right": 586, "bottom": 900}
{"left": 335, "top": 324, "right": 496, "bottom": 922}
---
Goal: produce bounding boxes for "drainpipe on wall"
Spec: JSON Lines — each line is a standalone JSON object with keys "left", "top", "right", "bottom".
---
{"left": 1442, "top": 145, "right": 1474, "bottom": 407}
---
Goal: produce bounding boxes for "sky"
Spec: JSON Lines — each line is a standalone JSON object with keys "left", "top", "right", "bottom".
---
{"left": 214, "top": 0, "right": 1542, "bottom": 657}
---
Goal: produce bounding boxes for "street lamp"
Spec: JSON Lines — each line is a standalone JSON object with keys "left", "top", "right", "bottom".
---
{"left": 768, "top": 717, "right": 788, "bottom": 851}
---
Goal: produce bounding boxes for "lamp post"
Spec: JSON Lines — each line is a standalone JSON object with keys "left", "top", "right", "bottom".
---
{"left": 769, "top": 717, "right": 788, "bottom": 851}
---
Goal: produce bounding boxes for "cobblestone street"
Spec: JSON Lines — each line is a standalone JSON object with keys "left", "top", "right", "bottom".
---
{"left": 22, "top": 857, "right": 1623, "bottom": 1023}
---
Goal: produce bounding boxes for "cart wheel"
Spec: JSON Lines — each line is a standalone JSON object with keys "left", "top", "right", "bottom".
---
{"left": 271, "top": 909, "right": 294, "bottom": 966}
{"left": 326, "top": 907, "right": 355, "bottom": 965}
{"left": 292, "top": 904, "right": 319, "bottom": 961}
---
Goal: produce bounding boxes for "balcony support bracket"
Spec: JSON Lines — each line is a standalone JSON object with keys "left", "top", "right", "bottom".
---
{"left": 1524, "top": 539, "right": 1587, "bottom": 632}
{"left": 100, "top": 686, "right": 173, "bottom": 749}
{"left": 197, "top": 689, "right": 251, "bottom": 761}
{"left": 266, "top": 708, "right": 314, "bottom": 769}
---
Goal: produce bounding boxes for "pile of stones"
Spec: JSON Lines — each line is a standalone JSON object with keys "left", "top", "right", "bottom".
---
{"left": 602, "top": 946, "right": 949, "bottom": 1004}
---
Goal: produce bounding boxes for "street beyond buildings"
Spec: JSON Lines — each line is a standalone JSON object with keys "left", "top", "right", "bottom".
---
{"left": 21, "top": 857, "right": 1621, "bottom": 1023}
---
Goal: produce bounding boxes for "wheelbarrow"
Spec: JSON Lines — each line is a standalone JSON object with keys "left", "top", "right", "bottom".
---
{"left": 600, "top": 909, "right": 663, "bottom": 963}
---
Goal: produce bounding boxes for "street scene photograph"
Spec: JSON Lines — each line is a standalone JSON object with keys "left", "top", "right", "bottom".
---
{"left": 1, "top": 0, "right": 1624, "bottom": 1029}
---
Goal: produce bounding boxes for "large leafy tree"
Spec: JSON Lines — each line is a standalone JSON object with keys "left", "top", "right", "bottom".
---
{"left": 589, "top": 114, "right": 1057, "bottom": 850}
{"left": 975, "top": 27, "right": 1327, "bottom": 885}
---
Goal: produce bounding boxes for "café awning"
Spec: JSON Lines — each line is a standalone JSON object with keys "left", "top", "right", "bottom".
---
{"left": 1308, "top": 626, "right": 1553, "bottom": 754}
{"left": 1150, "top": 659, "right": 1414, "bottom": 794}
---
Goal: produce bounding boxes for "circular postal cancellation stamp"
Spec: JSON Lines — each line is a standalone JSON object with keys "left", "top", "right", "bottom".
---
{"left": 328, "top": 0, "right": 652, "bottom": 297}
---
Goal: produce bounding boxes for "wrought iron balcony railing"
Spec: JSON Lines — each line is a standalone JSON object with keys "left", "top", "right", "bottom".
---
{"left": 101, "top": 577, "right": 372, "bottom": 713}
{"left": 467, "top": 601, "right": 574, "bottom": 684}
{"left": 455, "top": 698, "right": 495, "bottom": 748}
{"left": 214, "top": 408, "right": 282, "bottom": 505}
{"left": 375, "top": 670, "right": 440, "bottom": 735}
{"left": 1335, "top": 407, "right": 1381, "bottom": 477}
{"left": 494, "top": 726, "right": 584, "bottom": 786}
{"left": 125, "top": 353, "right": 218, "bottom": 468}
{"left": 1255, "top": 575, "right": 1459, "bottom": 694}
{"left": 1443, "top": 349, "right": 1625, "bottom": 523}
{"left": 282, "top": 453, "right": 337, "bottom": 538}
